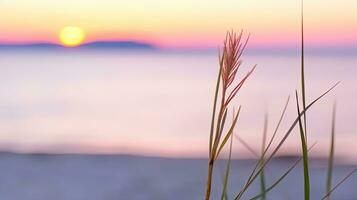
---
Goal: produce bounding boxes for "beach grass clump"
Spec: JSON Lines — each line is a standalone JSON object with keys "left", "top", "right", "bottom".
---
{"left": 204, "top": 29, "right": 355, "bottom": 199}
{"left": 204, "top": 5, "right": 356, "bottom": 197}
{"left": 206, "top": 28, "right": 323, "bottom": 200}
{"left": 205, "top": 31, "right": 255, "bottom": 200}
{"left": 204, "top": 3, "right": 356, "bottom": 199}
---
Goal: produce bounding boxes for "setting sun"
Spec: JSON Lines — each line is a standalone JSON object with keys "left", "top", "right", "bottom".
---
{"left": 59, "top": 26, "right": 85, "bottom": 47}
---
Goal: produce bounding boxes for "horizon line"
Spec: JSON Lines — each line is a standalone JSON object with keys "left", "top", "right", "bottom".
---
{"left": 0, "top": 40, "right": 356, "bottom": 54}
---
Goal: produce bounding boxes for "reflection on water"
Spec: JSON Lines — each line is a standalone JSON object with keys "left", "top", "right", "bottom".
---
{"left": 0, "top": 51, "right": 356, "bottom": 161}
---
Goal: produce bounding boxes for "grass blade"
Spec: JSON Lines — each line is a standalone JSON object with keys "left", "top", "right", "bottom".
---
{"left": 206, "top": 61, "right": 222, "bottom": 200}
{"left": 300, "top": 0, "right": 308, "bottom": 140}
{"left": 249, "top": 160, "right": 298, "bottom": 200}
{"left": 239, "top": 97, "right": 290, "bottom": 193}
{"left": 206, "top": 31, "right": 253, "bottom": 200}
{"left": 210, "top": 66, "right": 222, "bottom": 155}
{"left": 249, "top": 143, "right": 317, "bottom": 200}
{"left": 234, "top": 83, "right": 338, "bottom": 200}
{"left": 326, "top": 102, "right": 336, "bottom": 200}
{"left": 264, "top": 96, "right": 290, "bottom": 157}
{"left": 259, "top": 114, "right": 268, "bottom": 200}
{"left": 215, "top": 106, "right": 241, "bottom": 159}
{"left": 221, "top": 127, "right": 234, "bottom": 200}
{"left": 321, "top": 168, "right": 357, "bottom": 200}
{"left": 296, "top": 91, "right": 310, "bottom": 200}
{"left": 219, "top": 109, "right": 229, "bottom": 144}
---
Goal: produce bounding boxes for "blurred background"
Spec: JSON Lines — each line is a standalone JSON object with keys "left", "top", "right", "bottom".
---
{"left": 0, "top": 0, "right": 356, "bottom": 199}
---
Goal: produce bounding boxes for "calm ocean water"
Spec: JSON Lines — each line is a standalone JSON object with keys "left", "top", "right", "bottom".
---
{"left": 0, "top": 50, "right": 356, "bottom": 160}
{"left": 0, "top": 153, "right": 356, "bottom": 200}
{"left": 0, "top": 50, "right": 356, "bottom": 199}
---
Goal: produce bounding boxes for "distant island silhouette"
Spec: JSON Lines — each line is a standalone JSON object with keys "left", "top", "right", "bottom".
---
{"left": 0, "top": 41, "right": 356, "bottom": 55}
{"left": 0, "top": 41, "right": 156, "bottom": 50}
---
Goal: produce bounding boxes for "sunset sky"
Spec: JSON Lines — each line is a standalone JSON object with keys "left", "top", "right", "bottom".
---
{"left": 1, "top": 0, "right": 357, "bottom": 48}
{"left": 0, "top": 0, "right": 356, "bottom": 160}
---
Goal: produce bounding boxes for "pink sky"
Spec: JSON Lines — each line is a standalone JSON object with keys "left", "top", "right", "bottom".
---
{"left": 1, "top": 0, "right": 356, "bottom": 48}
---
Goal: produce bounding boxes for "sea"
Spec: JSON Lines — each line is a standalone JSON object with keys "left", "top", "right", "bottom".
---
{"left": 0, "top": 49, "right": 356, "bottom": 199}
{"left": 0, "top": 153, "right": 356, "bottom": 199}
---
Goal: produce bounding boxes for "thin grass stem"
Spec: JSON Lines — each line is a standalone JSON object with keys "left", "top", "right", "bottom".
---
{"left": 259, "top": 114, "right": 268, "bottom": 200}
{"left": 321, "top": 169, "right": 357, "bottom": 200}
{"left": 326, "top": 102, "right": 336, "bottom": 200}
{"left": 234, "top": 83, "right": 338, "bottom": 200}
{"left": 221, "top": 121, "right": 234, "bottom": 200}
{"left": 296, "top": 91, "right": 310, "bottom": 200}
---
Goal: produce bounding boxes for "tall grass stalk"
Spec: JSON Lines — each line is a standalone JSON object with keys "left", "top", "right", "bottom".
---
{"left": 234, "top": 135, "right": 313, "bottom": 200}
{"left": 325, "top": 102, "right": 336, "bottom": 200}
{"left": 238, "top": 96, "right": 290, "bottom": 196}
{"left": 220, "top": 121, "right": 234, "bottom": 200}
{"left": 233, "top": 83, "right": 338, "bottom": 200}
{"left": 259, "top": 114, "right": 268, "bottom": 200}
{"left": 321, "top": 169, "right": 357, "bottom": 200}
{"left": 299, "top": 1, "right": 310, "bottom": 199}
{"left": 319, "top": 102, "right": 357, "bottom": 199}
{"left": 300, "top": 0, "right": 308, "bottom": 140}
{"left": 205, "top": 31, "right": 255, "bottom": 200}
{"left": 249, "top": 142, "right": 317, "bottom": 200}
{"left": 296, "top": 91, "right": 310, "bottom": 200}
{"left": 205, "top": 7, "right": 346, "bottom": 197}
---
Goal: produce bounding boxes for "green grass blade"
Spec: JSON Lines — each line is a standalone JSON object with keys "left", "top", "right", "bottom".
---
{"left": 238, "top": 97, "right": 290, "bottom": 196}
{"left": 321, "top": 168, "right": 357, "bottom": 200}
{"left": 233, "top": 84, "right": 338, "bottom": 200}
{"left": 214, "top": 107, "right": 228, "bottom": 159}
{"left": 264, "top": 96, "right": 290, "bottom": 158}
{"left": 250, "top": 156, "right": 302, "bottom": 200}
{"left": 295, "top": 91, "right": 310, "bottom": 200}
{"left": 216, "top": 106, "right": 241, "bottom": 159}
{"left": 301, "top": 0, "right": 308, "bottom": 140}
{"left": 259, "top": 114, "right": 268, "bottom": 200}
{"left": 210, "top": 65, "right": 222, "bottom": 155}
{"left": 221, "top": 129, "right": 234, "bottom": 200}
{"left": 326, "top": 102, "right": 336, "bottom": 200}
{"left": 249, "top": 143, "right": 317, "bottom": 200}
{"left": 219, "top": 109, "right": 228, "bottom": 142}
